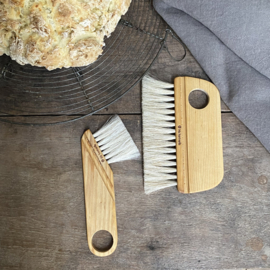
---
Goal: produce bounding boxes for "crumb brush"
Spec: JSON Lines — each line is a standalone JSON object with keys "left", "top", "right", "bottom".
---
{"left": 142, "top": 76, "right": 224, "bottom": 195}
{"left": 81, "top": 115, "right": 140, "bottom": 256}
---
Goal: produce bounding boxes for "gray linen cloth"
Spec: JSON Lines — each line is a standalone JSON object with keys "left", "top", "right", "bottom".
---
{"left": 154, "top": 0, "right": 270, "bottom": 152}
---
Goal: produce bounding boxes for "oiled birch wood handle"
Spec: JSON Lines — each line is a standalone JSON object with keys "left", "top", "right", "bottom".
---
{"left": 174, "top": 77, "right": 224, "bottom": 193}
{"left": 81, "top": 130, "right": 117, "bottom": 256}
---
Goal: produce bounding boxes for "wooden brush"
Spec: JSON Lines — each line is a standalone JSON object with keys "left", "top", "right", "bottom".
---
{"left": 81, "top": 115, "right": 140, "bottom": 256}
{"left": 142, "top": 76, "right": 224, "bottom": 194}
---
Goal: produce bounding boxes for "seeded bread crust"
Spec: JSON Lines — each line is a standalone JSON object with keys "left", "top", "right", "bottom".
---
{"left": 0, "top": 0, "right": 131, "bottom": 70}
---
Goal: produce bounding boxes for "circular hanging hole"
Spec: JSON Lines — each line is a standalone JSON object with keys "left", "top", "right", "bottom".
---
{"left": 188, "top": 89, "right": 209, "bottom": 109}
{"left": 92, "top": 230, "right": 113, "bottom": 252}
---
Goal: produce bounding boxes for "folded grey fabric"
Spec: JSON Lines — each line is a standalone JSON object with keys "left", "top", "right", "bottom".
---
{"left": 154, "top": 0, "right": 270, "bottom": 152}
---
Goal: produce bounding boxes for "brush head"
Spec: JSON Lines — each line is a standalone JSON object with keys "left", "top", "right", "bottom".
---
{"left": 142, "top": 76, "right": 224, "bottom": 195}
{"left": 93, "top": 115, "right": 140, "bottom": 164}
{"left": 142, "top": 76, "right": 177, "bottom": 194}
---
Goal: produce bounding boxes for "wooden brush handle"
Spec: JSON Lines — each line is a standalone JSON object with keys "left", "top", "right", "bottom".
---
{"left": 174, "top": 77, "right": 224, "bottom": 193}
{"left": 81, "top": 130, "right": 117, "bottom": 256}
{"left": 174, "top": 77, "right": 189, "bottom": 193}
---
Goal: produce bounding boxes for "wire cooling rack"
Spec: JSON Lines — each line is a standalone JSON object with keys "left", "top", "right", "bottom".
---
{"left": 0, "top": 0, "right": 170, "bottom": 125}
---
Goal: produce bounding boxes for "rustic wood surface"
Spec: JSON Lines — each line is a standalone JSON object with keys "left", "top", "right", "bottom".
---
{"left": 1, "top": 25, "right": 270, "bottom": 270}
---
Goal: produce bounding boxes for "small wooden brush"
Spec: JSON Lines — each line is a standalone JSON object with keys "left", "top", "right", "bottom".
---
{"left": 142, "top": 76, "right": 224, "bottom": 194}
{"left": 81, "top": 115, "right": 140, "bottom": 256}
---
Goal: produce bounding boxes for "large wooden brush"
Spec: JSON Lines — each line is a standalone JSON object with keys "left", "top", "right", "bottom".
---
{"left": 142, "top": 76, "right": 224, "bottom": 194}
{"left": 81, "top": 115, "right": 140, "bottom": 256}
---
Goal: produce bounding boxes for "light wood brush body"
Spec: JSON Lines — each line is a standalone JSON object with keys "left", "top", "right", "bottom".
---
{"left": 142, "top": 76, "right": 224, "bottom": 194}
{"left": 81, "top": 115, "right": 140, "bottom": 256}
{"left": 81, "top": 130, "right": 117, "bottom": 257}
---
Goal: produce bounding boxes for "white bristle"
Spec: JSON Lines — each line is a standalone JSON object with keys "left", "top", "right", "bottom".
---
{"left": 142, "top": 75, "right": 177, "bottom": 194}
{"left": 144, "top": 148, "right": 176, "bottom": 154}
{"left": 144, "top": 108, "right": 175, "bottom": 115}
{"left": 93, "top": 115, "right": 140, "bottom": 164}
{"left": 144, "top": 181, "right": 177, "bottom": 194}
{"left": 144, "top": 103, "right": 175, "bottom": 109}
{"left": 143, "top": 76, "right": 174, "bottom": 89}
{"left": 143, "top": 95, "right": 175, "bottom": 102}
{"left": 144, "top": 165, "right": 177, "bottom": 174}
{"left": 144, "top": 142, "right": 176, "bottom": 149}
{"left": 143, "top": 120, "right": 175, "bottom": 128}
{"left": 143, "top": 112, "right": 175, "bottom": 121}
{"left": 144, "top": 128, "right": 175, "bottom": 134}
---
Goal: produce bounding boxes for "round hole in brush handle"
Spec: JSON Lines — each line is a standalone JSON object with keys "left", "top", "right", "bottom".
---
{"left": 188, "top": 89, "right": 209, "bottom": 110}
{"left": 91, "top": 230, "right": 114, "bottom": 254}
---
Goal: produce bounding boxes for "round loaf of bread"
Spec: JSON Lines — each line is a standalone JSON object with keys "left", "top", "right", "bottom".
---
{"left": 0, "top": 0, "right": 131, "bottom": 70}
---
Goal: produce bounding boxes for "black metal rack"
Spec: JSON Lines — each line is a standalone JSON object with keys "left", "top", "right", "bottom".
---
{"left": 0, "top": 0, "right": 169, "bottom": 125}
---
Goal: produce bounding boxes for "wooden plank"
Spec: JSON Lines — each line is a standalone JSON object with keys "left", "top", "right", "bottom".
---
{"left": 0, "top": 81, "right": 229, "bottom": 117}
{"left": 0, "top": 114, "right": 270, "bottom": 269}
{"left": 97, "top": 83, "right": 141, "bottom": 114}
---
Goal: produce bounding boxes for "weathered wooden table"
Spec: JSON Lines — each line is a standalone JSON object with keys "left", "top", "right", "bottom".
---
{"left": 1, "top": 35, "right": 270, "bottom": 270}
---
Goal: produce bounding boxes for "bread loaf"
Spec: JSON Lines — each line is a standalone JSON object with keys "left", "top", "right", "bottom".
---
{"left": 0, "top": 0, "right": 131, "bottom": 70}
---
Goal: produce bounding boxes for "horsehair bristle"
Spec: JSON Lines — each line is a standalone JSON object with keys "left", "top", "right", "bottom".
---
{"left": 93, "top": 115, "right": 140, "bottom": 164}
{"left": 142, "top": 76, "right": 177, "bottom": 194}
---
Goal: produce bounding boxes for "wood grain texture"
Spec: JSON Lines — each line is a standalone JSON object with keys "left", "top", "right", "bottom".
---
{"left": 0, "top": 114, "right": 270, "bottom": 269}
{"left": 174, "top": 77, "right": 223, "bottom": 193}
{"left": 81, "top": 130, "right": 117, "bottom": 256}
